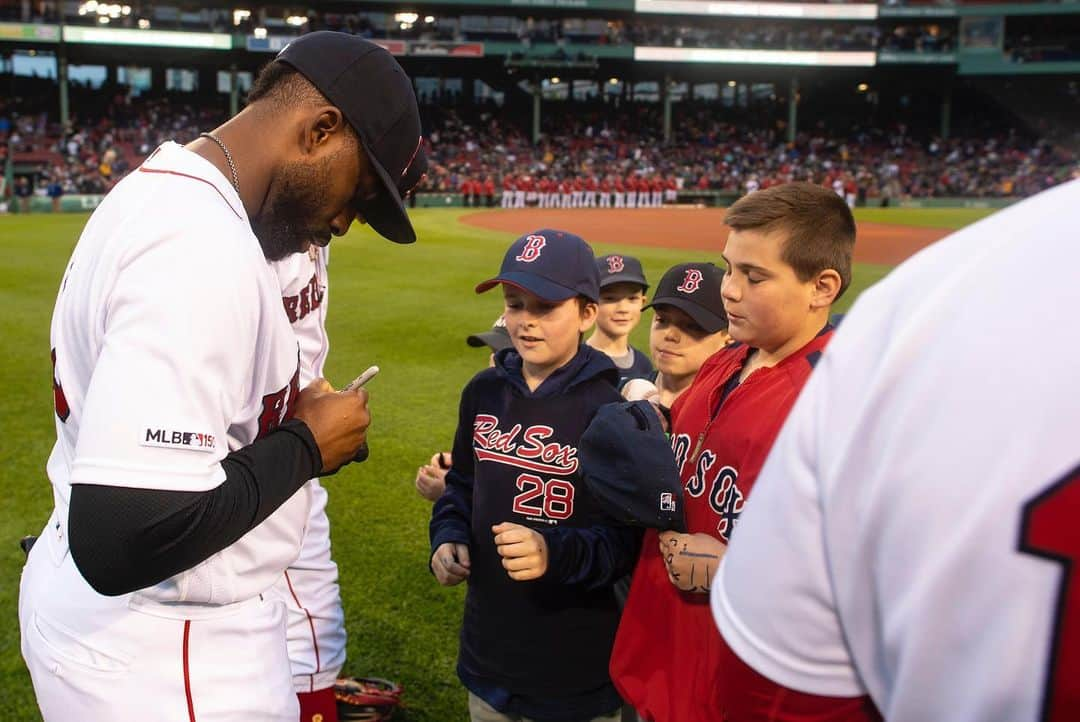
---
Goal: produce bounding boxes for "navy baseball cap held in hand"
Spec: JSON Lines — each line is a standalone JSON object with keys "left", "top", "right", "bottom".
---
{"left": 644, "top": 262, "right": 728, "bottom": 334}
{"left": 475, "top": 229, "right": 600, "bottom": 302}
{"left": 579, "top": 400, "right": 687, "bottom": 533}
{"left": 276, "top": 32, "right": 427, "bottom": 244}
{"left": 597, "top": 254, "right": 648, "bottom": 290}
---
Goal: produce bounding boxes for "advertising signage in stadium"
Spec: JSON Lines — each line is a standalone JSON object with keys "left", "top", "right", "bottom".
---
{"left": 635, "top": 47, "right": 876, "bottom": 66}
{"left": 354, "top": 0, "right": 633, "bottom": 8}
{"left": 0, "top": 22, "right": 59, "bottom": 42}
{"left": 247, "top": 36, "right": 484, "bottom": 58}
{"left": 63, "top": 26, "right": 231, "bottom": 49}
{"left": 634, "top": 1, "right": 877, "bottom": 20}
{"left": 410, "top": 42, "right": 485, "bottom": 57}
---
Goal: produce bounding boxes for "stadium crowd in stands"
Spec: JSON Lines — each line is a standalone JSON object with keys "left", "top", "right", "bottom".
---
{"left": 2, "top": 92, "right": 1076, "bottom": 208}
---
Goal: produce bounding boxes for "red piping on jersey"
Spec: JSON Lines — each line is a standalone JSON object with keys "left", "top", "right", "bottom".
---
{"left": 284, "top": 569, "right": 321, "bottom": 692}
{"left": 183, "top": 620, "right": 197, "bottom": 722}
{"left": 138, "top": 166, "right": 243, "bottom": 221}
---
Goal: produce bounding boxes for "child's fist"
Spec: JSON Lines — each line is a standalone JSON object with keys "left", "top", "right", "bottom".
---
{"left": 492, "top": 522, "right": 548, "bottom": 581}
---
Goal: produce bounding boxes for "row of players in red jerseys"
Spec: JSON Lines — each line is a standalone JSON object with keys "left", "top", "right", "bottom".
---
{"left": 485, "top": 176, "right": 679, "bottom": 194}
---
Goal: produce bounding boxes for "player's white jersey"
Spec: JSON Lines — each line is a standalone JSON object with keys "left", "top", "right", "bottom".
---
{"left": 46, "top": 141, "right": 309, "bottom": 605}
{"left": 273, "top": 246, "right": 329, "bottom": 384}
{"left": 712, "top": 179, "right": 1080, "bottom": 721}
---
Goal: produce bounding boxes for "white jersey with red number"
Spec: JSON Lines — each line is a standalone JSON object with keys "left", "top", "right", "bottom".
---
{"left": 269, "top": 246, "right": 348, "bottom": 694}
{"left": 46, "top": 141, "right": 309, "bottom": 606}
{"left": 712, "top": 179, "right": 1080, "bottom": 721}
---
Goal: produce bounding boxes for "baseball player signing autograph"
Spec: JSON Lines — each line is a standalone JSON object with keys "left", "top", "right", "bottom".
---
{"left": 20, "top": 33, "right": 423, "bottom": 722}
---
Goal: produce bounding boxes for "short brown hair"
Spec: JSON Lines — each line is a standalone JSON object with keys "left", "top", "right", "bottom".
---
{"left": 724, "top": 182, "right": 856, "bottom": 298}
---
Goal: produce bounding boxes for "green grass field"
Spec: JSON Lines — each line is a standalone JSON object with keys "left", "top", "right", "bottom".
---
{"left": 0, "top": 206, "right": 994, "bottom": 721}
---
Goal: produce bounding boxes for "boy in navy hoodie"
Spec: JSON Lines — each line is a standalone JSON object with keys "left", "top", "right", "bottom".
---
{"left": 430, "top": 229, "right": 640, "bottom": 722}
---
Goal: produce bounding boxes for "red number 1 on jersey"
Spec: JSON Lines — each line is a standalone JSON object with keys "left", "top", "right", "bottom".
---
{"left": 1019, "top": 463, "right": 1080, "bottom": 722}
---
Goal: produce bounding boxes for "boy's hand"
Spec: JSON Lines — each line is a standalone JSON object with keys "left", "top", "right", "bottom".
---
{"left": 493, "top": 522, "right": 548, "bottom": 581}
{"left": 415, "top": 451, "right": 451, "bottom": 502}
{"left": 432, "top": 542, "right": 471, "bottom": 586}
{"left": 658, "top": 531, "right": 725, "bottom": 594}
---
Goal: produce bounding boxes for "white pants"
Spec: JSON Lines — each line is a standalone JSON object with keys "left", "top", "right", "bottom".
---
{"left": 501, "top": 192, "right": 513, "bottom": 208}
{"left": 638, "top": 191, "right": 650, "bottom": 207}
{"left": 514, "top": 191, "right": 525, "bottom": 208}
{"left": 266, "top": 480, "right": 346, "bottom": 694}
{"left": 665, "top": 189, "right": 677, "bottom": 203}
{"left": 626, "top": 192, "right": 636, "bottom": 208}
{"left": 614, "top": 192, "right": 625, "bottom": 208}
{"left": 584, "top": 191, "right": 597, "bottom": 207}
{"left": 599, "top": 192, "right": 611, "bottom": 208}
{"left": 651, "top": 191, "right": 663, "bottom": 206}
{"left": 571, "top": 191, "right": 582, "bottom": 208}
{"left": 20, "top": 513, "right": 297, "bottom": 722}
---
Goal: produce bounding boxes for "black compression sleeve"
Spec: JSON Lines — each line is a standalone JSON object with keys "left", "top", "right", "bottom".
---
{"left": 68, "top": 419, "right": 322, "bottom": 597}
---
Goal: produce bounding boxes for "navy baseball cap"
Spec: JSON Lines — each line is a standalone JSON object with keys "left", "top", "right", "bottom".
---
{"left": 580, "top": 400, "right": 687, "bottom": 532}
{"left": 276, "top": 32, "right": 427, "bottom": 244}
{"left": 476, "top": 229, "right": 600, "bottom": 302}
{"left": 466, "top": 315, "right": 512, "bottom": 352}
{"left": 644, "top": 262, "right": 728, "bottom": 334}
{"left": 597, "top": 254, "right": 648, "bottom": 290}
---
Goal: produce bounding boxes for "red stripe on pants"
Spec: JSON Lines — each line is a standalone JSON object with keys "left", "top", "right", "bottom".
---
{"left": 183, "top": 620, "right": 197, "bottom": 722}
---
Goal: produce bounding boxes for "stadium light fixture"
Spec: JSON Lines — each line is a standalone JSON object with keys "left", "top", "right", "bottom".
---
{"left": 424, "top": 15, "right": 435, "bottom": 23}
{"left": 727, "top": 80, "right": 736, "bottom": 87}
{"left": 551, "top": 77, "right": 560, "bottom": 84}
{"left": 286, "top": 15, "right": 307, "bottom": 26}
{"left": 138, "top": 18, "right": 150, "bottom": 28}
{"left": 857, "top": 82, "right": 869, "bottom": 92}
{"left": 394, "top": 12, "right": 419, "bottom": 30}
{"left": 608, "top": 77, "right": 619, "bottom": 85}
{"left": 98, "top": 15, "right": 109, "bottom": 23}
{"left": 233, "top": 9, "right": 251, "bottom": 26}
{"left": 254, "top": 27, "right": 267, "bottom": 38}
{"left": 122, "top": 5, "right": 130, "bottom": 15}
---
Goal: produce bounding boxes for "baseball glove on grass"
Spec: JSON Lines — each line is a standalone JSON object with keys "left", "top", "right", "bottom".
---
{"left": 334, "top": 676, "right": 403, "bottom": 721}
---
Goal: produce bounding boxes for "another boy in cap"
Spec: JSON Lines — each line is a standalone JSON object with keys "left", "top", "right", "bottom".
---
{"left": 587, "top": 254, "right": 654, "bottom": 388}
{"left": 610, "top": 182, "right": 855, "bottom": 722}
{"left": 415, "top": 316, "right": 514, "bottom": 503}
{"left": 430, "top": 229, "right": 640, "bottom": 722}
{"left": 644, "top": 262, "right": 731, "bottom": 410}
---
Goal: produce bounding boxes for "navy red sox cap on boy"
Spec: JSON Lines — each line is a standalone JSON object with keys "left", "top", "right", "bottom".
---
{"left": 597, "top": 254, "right": 648, "bottom": 290}
{"left": 277, "top": 32, "right": 428, "bottom": 244}
{"left": 644, "top": 262, "right": 728, "bottom": 334}
{"left": 476, "top": 229, "right": 600, "bottom": 302}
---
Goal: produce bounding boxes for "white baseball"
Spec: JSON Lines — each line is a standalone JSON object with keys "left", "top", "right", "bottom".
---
{"left": 622, "top": 378, "right": 660, "bottom": 403}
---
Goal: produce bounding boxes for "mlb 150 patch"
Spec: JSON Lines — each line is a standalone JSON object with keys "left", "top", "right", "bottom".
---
{"left": 141, "top": 428, "right": 217, "bottom": 452}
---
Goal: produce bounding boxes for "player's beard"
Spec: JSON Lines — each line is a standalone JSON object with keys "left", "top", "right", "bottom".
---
{"left": 252, "top": 156, "right": 334, "bottom": 262}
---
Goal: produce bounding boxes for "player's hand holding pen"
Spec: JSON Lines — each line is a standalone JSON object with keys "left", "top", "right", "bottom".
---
{"left": 293, "top": 375, "right": 371, "bottom": 474}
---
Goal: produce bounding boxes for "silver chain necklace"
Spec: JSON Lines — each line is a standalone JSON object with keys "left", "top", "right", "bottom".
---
{"left": 199, "top": 132, "right": 240, "bottom": 195}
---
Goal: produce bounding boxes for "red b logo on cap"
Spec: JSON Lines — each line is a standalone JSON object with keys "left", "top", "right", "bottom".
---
{"left": 607, "top": 256, "right": 625, "bottom": 274}
{"left": 516, "top": 235, "right": 546, "bottom": 263}
{"left": 677, "top": 268, "right": 703, "bottom": 294}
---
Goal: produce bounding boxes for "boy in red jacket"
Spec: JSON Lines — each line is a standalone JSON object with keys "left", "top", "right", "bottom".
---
{"left": 610, "top": 182, "right": 856, "bottom": 722}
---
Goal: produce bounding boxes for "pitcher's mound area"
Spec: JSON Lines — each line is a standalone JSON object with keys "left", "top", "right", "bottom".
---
{"left": 460, "top": 207, "right": 948, "bottom": 266}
